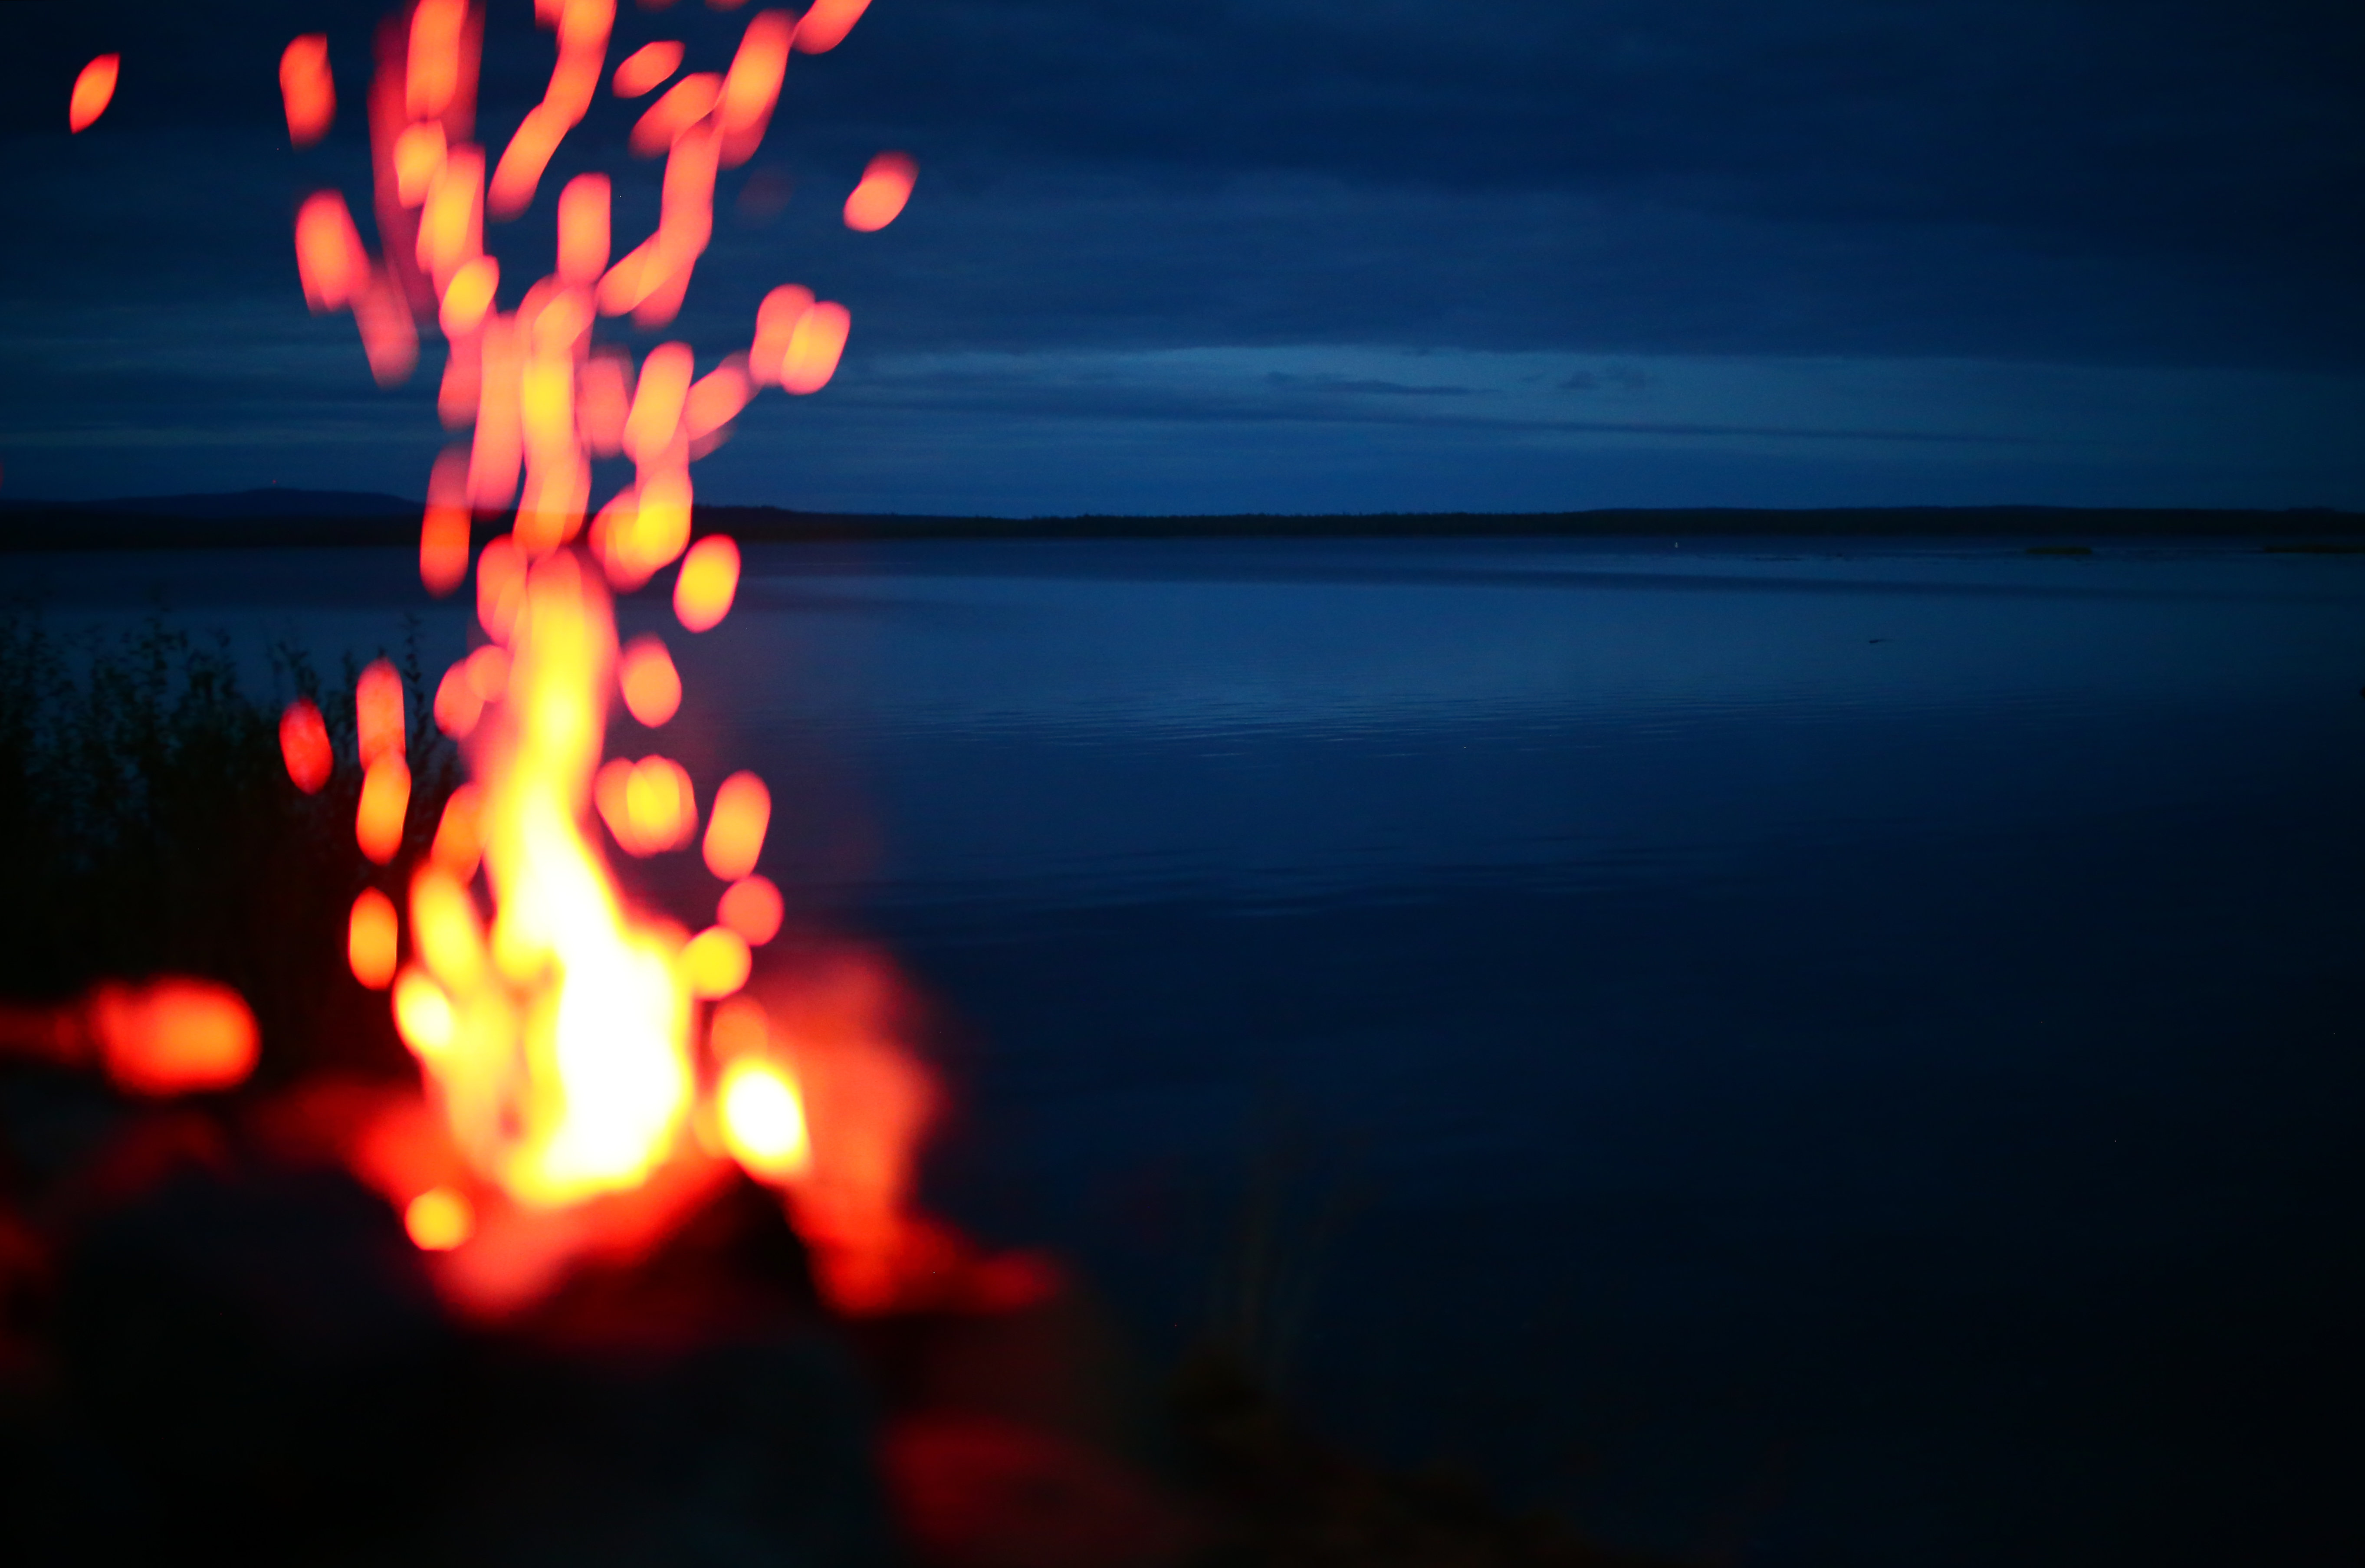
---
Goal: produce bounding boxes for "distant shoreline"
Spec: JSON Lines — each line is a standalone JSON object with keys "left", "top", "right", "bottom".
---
{"left": 2, "top": 500, "right": 2362, "bottom": 552}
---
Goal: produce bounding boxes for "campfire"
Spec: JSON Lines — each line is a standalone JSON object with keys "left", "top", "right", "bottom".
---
{"left": 6, "top": 10, "right": 1678, "bottom": 1564}
{"left": 266, "top": 0, "right": 1010, "bottom": 1325}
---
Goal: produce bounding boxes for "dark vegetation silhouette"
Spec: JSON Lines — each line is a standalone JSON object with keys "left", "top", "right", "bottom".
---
{"left": 0, "top": 611, "right": 459, "bottom": 1081}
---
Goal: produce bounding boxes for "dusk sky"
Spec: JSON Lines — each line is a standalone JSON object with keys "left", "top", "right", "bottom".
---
{"left": 1, "top": 0, "right": 2360, "bottom": 515}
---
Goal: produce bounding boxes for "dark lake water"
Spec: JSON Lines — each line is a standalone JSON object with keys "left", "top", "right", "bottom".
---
{"left": 17, "top": 535, "right": 2365, "bottom": 1566}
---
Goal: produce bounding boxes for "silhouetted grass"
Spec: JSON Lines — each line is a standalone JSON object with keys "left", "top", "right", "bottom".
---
{"left": 0, "top": 612, "right": 459, "bottom": 1083}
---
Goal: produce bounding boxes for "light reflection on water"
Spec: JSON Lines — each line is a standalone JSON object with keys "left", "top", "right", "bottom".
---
{"left": 17, "top": 536, "right": 2365, "bottom": 1566}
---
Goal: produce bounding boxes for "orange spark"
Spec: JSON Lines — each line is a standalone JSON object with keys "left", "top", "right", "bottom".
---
{"left": 673, "top": 532, "right": 741, "bottom": 630}
{"left": 717, "top": 874, "right": 783, "bottom": 945}
{"left": 350, "top": 888, "right": 401, "bottom": 989}
{"left": 682, "top": 926, "right": 752, "bottom": 998}
{"left": 69, "top": 56, "right": 118, "bottom": 134}
{"left": 465, "top": 643, "right": 512, "bottom": 700}
{"left": 431, "top": 783, "right": 485, "bottom": 878}
{"left": 684, "top": 356, "right": 752, "bottom": 453}
{"left": 622, "top": 342, "right": 693, "bottom": 460}
{"left": 629, "top": 72, "right": 720, "bottom": 156}
{"left": 488, "top": 106, "right": 567, "bottom": 220}
{"left": 411, "top": 866, "right": 489, "bottom": 991}
{"left": 280, "top": 35, "right": 337, "bottom": 147}
{"left": 617, "top": 635, "right": 682, "bottom": 725}
{"left": 577, "top": 348, "right": 633, "bottom": 454}
{"left": 355, "top": 267, "right": 421, "bottom": 385}
{"left": 440, "top": 254, "right": 497, "bottom": 338}
{"left": 440, "top": 327, "right": 483, "bottom": 426}
{"left": 718, "top": 10, "right": 793, "bottom": 166}
{"left": 417, "top": 143, "right": 485, "bottom": 288}
{"left": 595, "top": 754, "right": 696, "bottom": 854}
{"left": 407, "top": 0, "right": 468, "bottom": 120}
{"left": 843, "top": 151, "right": 916, "bottom": 232}
{"left": 779, "top": 300, "right": 851, "bottom": 394}
{"left": 702, "top": 768, "right": 769, "bottom": 879}
{"left": 793, "top": 0, "right": 871, "bottom": 54}
{"left": 356, "top": 657, "right": 407, "bottom": 765}
{"left": 279, "top": 698, "right": 333, "bottom": 793}
{"left": 470, "top": 314, "right": 523, "bottom": 513}
{"left": 294, "top": 192, "right": 371, "bottom": 312}
{"left": 394, "top": 121, "right": 448, "bottom": 206}
{"left": 489, "top": 0, "right": 613, "bottom": 217}
{"left": 556, "top": 174, "right": 611, "bottom": 285}
{"left": 435, "top": 661, "right": 484, "bottom": 737}
{"left": 749, "top": 284, "right": 814, "bottom": 386}
{"left": 422, "top": 446, "right": 474, "bottom": 594}
{"left": 358, "top": 753, "right": 413, "bottom": 865}
{"left": 477, "top": 535, "right": 527, "bottom": 642}
{"left": 612, "top": 40, "right": 683, "bottom": 98}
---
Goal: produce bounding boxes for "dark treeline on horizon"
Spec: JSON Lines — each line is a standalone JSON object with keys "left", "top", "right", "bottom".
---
{"left": 2, "top": 496, "right": 2363, "bottom": 554}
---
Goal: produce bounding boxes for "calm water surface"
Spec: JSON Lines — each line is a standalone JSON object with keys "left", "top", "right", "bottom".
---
{"left": 21, "top": 536, "right": 2365, "bottom": 1566}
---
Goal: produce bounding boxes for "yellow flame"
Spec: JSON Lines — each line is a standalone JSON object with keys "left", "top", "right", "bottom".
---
{"left": 412, "top": 553, "right": 696, "bottom": 1209}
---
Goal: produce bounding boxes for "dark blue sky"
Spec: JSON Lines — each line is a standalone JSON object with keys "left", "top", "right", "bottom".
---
{"left": 2, "top": 0, "right": 2360, "bottom": 513}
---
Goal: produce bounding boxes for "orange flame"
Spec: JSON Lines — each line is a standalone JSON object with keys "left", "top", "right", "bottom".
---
{"left": 402, "top": 554, "right": 703, "bottom": 1209}
{"left": 69, "top": 56, "right": 119, "bottom": 134}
